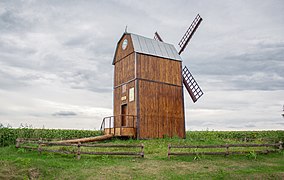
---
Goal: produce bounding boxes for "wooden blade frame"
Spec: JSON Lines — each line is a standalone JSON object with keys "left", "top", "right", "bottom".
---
{"left": 182, "top": 66, "right": 203, "bottom": 103}
{"left": 178, "top": 14, "right": 202, "bottom": 55}
{"left": 154, "top": 31, "right": 163, "bottom": 42}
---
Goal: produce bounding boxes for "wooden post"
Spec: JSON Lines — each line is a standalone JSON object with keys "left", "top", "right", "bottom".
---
{"left": 77, "top": 142, "right": 81, "bottom": 160}
{"left": 265, "top": 144, "right": 269, "bottom": 154}
{"left": 15, "top": 138, "right": 20, "bottom": 148}
{"left": 38, "top": 144, "right": 42, "bottom": 155}
{"left": 225, "top": 144, "right": 229, "bottom": 156}
{"left": 168, "top": 144, "right": 171, "bottom": 159}
{"left": 279, "top": 141, "right": 283, "bottom": 150}
{"left": 109, "top": 117, "right": 111, "bottom": 135}
{"left": 141, "top": 144, "right": 144, "bottom": 158}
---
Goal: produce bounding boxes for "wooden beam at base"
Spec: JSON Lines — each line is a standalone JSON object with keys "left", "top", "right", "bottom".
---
{"left": 56, "top": 134, "right": 114, "bottom": 144}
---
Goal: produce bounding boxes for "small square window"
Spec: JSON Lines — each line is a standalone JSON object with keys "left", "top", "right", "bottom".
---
{"left": 122, "top": 84, "right": 126, "bottom": 93}
{"left": 129, "top": 87, "right": 134, "bottom": 102}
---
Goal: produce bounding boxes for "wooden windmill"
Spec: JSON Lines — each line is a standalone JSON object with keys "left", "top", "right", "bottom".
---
{"left": 100, "top": 14, "right": 203, "bottom": 139}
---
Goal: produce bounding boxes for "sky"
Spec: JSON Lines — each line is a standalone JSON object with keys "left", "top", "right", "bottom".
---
{"left": 0, "top": 0, "right": 283, "bottom": 131}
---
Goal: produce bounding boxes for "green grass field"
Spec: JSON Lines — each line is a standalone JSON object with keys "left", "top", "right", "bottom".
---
{"left": 1, "top": 128, "right": 284, "bottom": 179}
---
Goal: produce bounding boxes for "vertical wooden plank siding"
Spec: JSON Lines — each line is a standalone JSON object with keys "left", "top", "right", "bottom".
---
{"left": 137, "top": 54, "right": 182, "bottom": 86}
{"left": 138, "top": 81, "right": 184, "bottom": 138}
{"left": 113, "top": 34, "right": 185, "bottom": 139}
{"left": 114, "top": 53, "right": 135, "bottom": 87}
{"left": 113, "top": 34, "right": 136, "bottom": 130}
{"left": 113, "top": 34, "right": 134, "bottom": 64}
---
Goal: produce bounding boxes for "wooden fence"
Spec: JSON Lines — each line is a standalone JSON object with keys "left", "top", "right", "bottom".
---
{"left": 16, "top": 138, "right": 144, "bottom": 159}
{"left": 168, "top": 141, "right": 283, "bottom": 159}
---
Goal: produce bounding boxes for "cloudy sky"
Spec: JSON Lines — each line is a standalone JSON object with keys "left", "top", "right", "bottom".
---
{"left": 0, "top": 0, "right": 283, "bottom": 130}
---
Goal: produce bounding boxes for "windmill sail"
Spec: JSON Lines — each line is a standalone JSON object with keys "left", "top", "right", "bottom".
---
{"left": 178, "top": 14, "right": 202, "bottom": 55}
{"left": 182, "top": 66, "right": 203, "bottom": 103}
{"left": 154, "top": 31, "right": 163, "bottom": 42}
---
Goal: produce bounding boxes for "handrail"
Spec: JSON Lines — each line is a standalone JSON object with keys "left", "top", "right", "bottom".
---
{"left": 102, "top": 114, "right": 137, "bottom": 120}
{"left": 100, "top": 115, "right": 137, "bottom": 136}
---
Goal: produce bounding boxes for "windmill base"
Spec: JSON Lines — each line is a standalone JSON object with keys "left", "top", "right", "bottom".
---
{"left": 104, "top": 127, "right": 136, "bottom": 138}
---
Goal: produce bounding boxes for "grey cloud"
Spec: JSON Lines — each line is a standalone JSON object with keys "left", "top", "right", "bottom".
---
{"left": 64, "top": 35, "right": 92, "bottom": 47}
{"left": 276, "top": 122, "right": 284, "bottom": 126}
{"left": 193, "top": 40, "right": 284, "bottom": 91}
{"left": 0, "top": 70, "right": 27, "bottom": 90}
{"left": 244, "top": 124, "right": 256, "bottom": 128}
{"left": 226, "top": 126, "right": 241, "bottom": 129}
{"left": 197, "top": 42, "right": 284, "bottom": 76}
{"left": 52, "top": 111, "right": 77, "bottom": 116}
{"left": 0, "top": 8, "right": 30, "bottom": 32}
{"left": 60, "top": 70, "right": 112, "bottom": 93}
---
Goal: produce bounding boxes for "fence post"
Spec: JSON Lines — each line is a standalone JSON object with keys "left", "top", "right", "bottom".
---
{"left": 168, "top": 144, "right": 171, "bottom": 159}
{"left": 141, "top": 144, "right": 144, "bottom": 158}
{"left": 38, "top": 138, "right": 42, "bottom": 155}
{"left": 38, "top": 144, "right": 42, "bottom": 155}
{"left": 77, "top": 142, "right": 81, "bottom": 160}
{"left": 279, "top": 141, "right": 283, "bottom": 150}
{"left": 15, "top": 138, "right": 20, "bottom": 148}
{"left": 225, "top": 144, "right": 229, "bottom": 156}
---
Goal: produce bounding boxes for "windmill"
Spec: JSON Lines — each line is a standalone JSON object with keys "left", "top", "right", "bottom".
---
{"left": 154, "top": 14, "right": 204, "bottom": 103}
{"left": 100, "top": 14, "right": 205, "bottom": 139}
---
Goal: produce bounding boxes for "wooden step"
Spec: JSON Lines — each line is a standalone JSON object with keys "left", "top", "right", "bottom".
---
{"left": 104, "top": 127, "right": 136, "bottom": 137}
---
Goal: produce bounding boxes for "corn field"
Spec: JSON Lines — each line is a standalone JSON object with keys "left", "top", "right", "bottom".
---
{"left": 1, "top": 124, "right": 284, "bottom": 147}
{"left": 0, "top": 127, "right": 101, "bottom": 147}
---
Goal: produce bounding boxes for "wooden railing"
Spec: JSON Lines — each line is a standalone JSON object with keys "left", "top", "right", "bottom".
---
{"left": 100, "top": 115, "right": 136, "bottom": 136}
{"left": 16, "top": 138, "right": 144, "bottom": 159}
{"left": 168, "top": 141, "right": 283, "bottom": 159}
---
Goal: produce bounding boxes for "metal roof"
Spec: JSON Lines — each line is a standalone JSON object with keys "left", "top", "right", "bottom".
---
{"left": 130, "top": 33, "right": 182, "bottom": 61}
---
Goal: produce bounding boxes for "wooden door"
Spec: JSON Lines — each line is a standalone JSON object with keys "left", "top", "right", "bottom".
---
{"left": 121, "top": 104, "right": 127, "bottom": 126}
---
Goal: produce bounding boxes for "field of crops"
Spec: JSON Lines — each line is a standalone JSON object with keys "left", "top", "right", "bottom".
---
{"left": 0, "top": 127, "right": 102, "bottom": 147}
{"left": 0, "top": 127, "right": 284, "bottom": 147}
{"left": 1, "top": 126, "right": 284, "bottom": 147}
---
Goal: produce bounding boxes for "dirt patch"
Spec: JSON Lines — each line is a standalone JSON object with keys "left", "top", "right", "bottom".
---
{"left": 28, "top": 168, "right": 40, "bottom": 179}
{"left": 0, "top": 160, "right": 27, "bottom": 179}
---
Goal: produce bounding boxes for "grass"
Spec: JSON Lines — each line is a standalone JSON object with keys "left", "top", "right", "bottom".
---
{"left": 0, "top": 130, "right": 284, "bottom": 179}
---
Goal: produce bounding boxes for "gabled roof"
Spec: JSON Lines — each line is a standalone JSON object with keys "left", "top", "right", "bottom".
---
{"left": 112, "top": 33, "right": 182, "bottom": 64}
{"left": 130, "top": 33, "right": 182, "bottom": 61}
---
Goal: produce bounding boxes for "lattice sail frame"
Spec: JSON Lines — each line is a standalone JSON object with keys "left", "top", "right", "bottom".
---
{"left": 178, "top": 14, "right": 203, "bottom": 55}
{"left": 154, "top": 31, "right": 163, "bottom": 42}
{"left": 182, "top": 66, "right": 203, "bottom": 103}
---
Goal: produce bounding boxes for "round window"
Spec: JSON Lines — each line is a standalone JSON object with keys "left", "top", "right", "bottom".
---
{"left": 122, "top": 39, "right": 128, "bottom": 50}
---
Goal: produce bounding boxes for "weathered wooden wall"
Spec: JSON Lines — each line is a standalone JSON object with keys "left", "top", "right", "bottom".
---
{"left": 137, "top": 54, "right": 182, "bottom": 85}
{"left": 138, "top": 80, "right": 184, "bottom": 138}
{"left": 113, "top": 34, "right": 134, "bottom": 64}
{"left": 113, "top": 82, "right": 137, "bottom": 126}
{"left": 113, "top": 34, "right": 185, "bottom": 139}
{"left": 136, "top": 54, "right": 184, "bottom": 138}
{"left": 114, "top": 53, "right": 135, "bottom": 87}
{"left": 113, "top": 34, "right": 136, "bottom": 129}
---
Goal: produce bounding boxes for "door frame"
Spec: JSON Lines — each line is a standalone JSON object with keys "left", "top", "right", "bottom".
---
{"left": 121, "top": 104, "right": 127, "bottom": 127}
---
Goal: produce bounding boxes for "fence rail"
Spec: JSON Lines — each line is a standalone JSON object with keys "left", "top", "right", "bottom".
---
{"left": 16, "top": 138, "right": 144, "bottom": 159}
{"left": 168, "top": 141, "right": 283, "bottom": 159}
